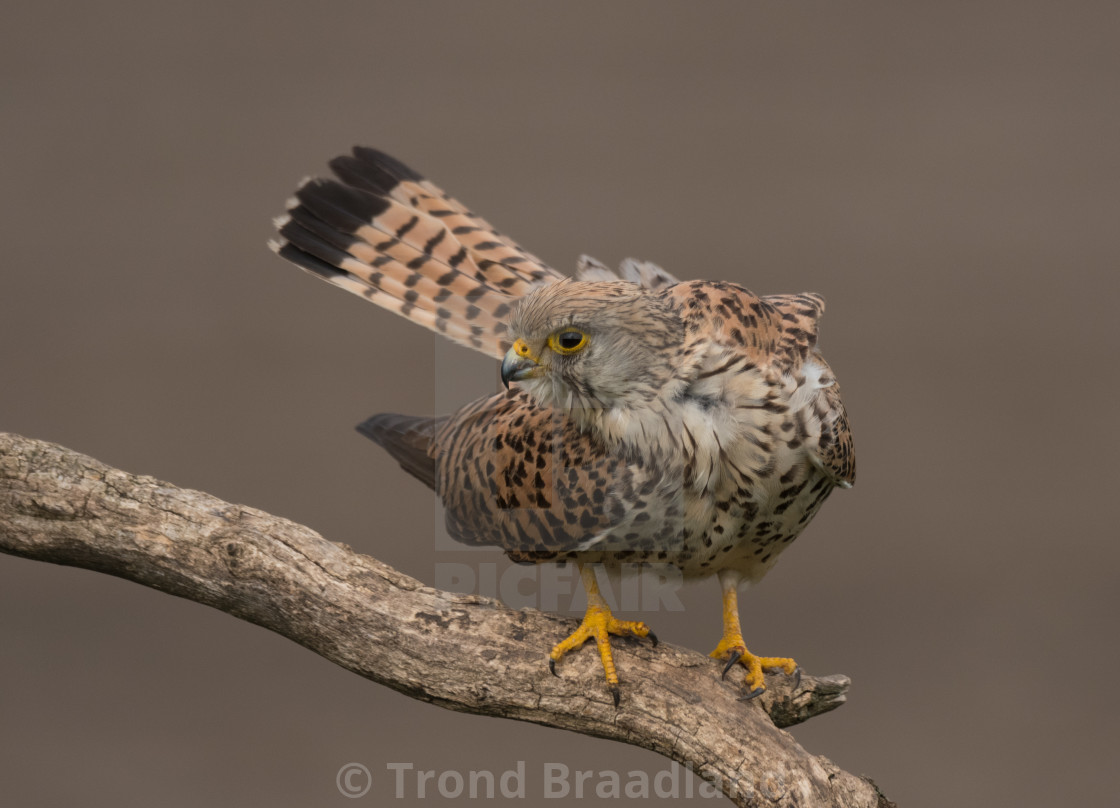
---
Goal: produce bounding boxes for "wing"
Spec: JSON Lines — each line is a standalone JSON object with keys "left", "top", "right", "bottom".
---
{"left": 272, "top": 147, "right": 567, "bottom": 359}
{"left": 807, "top": 363, "right": 857, "bottom": 488}
{"left": 666, "top": 282, "right": 855, "bottom": 488}
{"left": 356, "top": 412, "right": 446, "bottom": 489}
{"left": 574, "top": 254, "right": 682, "bottom": 290}
{"left": 429, "top": 390, "right": 687, "bottom": 563}
{"left": 764, "top": 293, "right": 856, "bottom": 487}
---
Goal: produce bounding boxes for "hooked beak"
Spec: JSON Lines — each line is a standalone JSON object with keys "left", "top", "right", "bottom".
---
{"left": 501, "top": 339, "right": 540, "bottom": 388}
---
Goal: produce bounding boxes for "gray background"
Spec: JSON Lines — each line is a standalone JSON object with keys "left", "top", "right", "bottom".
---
{"left": 2, "top": 1, "right": 1117, "bottom": 806}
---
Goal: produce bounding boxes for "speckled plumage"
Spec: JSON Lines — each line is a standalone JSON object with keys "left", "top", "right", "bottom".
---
{"left": 273, "top": 147, "right": 856, "bottom": 699}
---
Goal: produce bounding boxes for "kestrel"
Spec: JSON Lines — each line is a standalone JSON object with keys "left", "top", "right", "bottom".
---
{"left": 272, "top": 147, "right": 855, "bottom": 705}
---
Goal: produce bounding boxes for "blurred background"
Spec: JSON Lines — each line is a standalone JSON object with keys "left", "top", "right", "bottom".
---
{"left": 2, "top": 2, "right": 1117, "bottom": 806}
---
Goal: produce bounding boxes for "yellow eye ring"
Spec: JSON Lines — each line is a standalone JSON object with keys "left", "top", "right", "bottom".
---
{"left": 548, "top": 329, "right": 589, "bottom": 355}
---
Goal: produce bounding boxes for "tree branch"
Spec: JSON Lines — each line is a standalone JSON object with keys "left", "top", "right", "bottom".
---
{"left": 0, "top": 433, "right": 892, "bottom": 807}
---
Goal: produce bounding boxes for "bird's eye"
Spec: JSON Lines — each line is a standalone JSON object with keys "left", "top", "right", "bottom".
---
{"left": 548, "top": 329, "right": 589, "bottom": 355}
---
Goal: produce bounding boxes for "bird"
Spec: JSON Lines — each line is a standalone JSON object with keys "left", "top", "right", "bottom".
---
{"left": 271, "top": 147, "right": 855, "bottom": 706}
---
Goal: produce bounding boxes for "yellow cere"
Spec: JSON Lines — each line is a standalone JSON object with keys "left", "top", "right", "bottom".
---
{"left": 513, "top": 339, "right": 537, "bottom": 361}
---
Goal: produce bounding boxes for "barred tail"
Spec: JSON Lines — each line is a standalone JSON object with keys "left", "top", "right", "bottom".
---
{"left": 271, "top": 147, "right": 565, "bottom": 359}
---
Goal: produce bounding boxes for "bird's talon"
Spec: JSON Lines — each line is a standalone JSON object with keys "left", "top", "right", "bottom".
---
{"left": 721, "top": 649, "right": 744, "bottom": 680}
{"left": 548, "top": 585, "right": 657, "bottom": 706}
{"left": 548, "top": 658, "right": 558, "bottom": 677}
{"left": 648, "top": 631, "right": 659, "bottom": 648}
{"left": 791, "top": 666, "right": 802, "bottom": 691}
{"left": 738, "top": 686, "right": 766, "bottom": 702}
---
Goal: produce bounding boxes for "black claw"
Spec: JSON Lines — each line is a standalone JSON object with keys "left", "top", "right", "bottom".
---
{"left": 791, "top": 666, "right": 802, "bottom": 691}
{"left": 610, "top": 685, "right": 621, "bottom": 709}
{"left": 721, "top": 649, "right": 744, "bottom": 680}
{"left": 548, "top": 658, "right": 558, "bottom": 677}
{"left": 647, "top": 631, "right": 659, "bottom": 648}
{"left": 737, "top": 686, "right": 766, "bottom": 702}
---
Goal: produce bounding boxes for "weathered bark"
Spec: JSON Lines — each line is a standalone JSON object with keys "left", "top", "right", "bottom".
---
{"left": 0, "top": 433, "right": 893, "bottom": 808}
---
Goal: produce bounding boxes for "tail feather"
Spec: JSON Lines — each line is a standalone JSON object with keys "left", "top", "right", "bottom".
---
{"left": 273, "top": 147, "right": 566, "bottom": 359}
{"left": 332, "top": 147, "right": 555, "bottom": 284}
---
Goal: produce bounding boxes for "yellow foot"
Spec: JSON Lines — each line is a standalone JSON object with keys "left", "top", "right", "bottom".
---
{"left": 709, "top": 635, "right": 799, "bottom": 700}
{"left": 549, "top": 604, "right": 658, "bottom": 707}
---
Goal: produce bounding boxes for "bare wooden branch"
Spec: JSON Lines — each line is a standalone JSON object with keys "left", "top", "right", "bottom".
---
{"left": 0, "top": 433, "right": 893, "bottom": 808}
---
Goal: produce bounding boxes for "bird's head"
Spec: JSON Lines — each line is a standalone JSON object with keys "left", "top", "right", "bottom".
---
{"left": 501, "top": 280, "right": 685, "bottom": 413}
